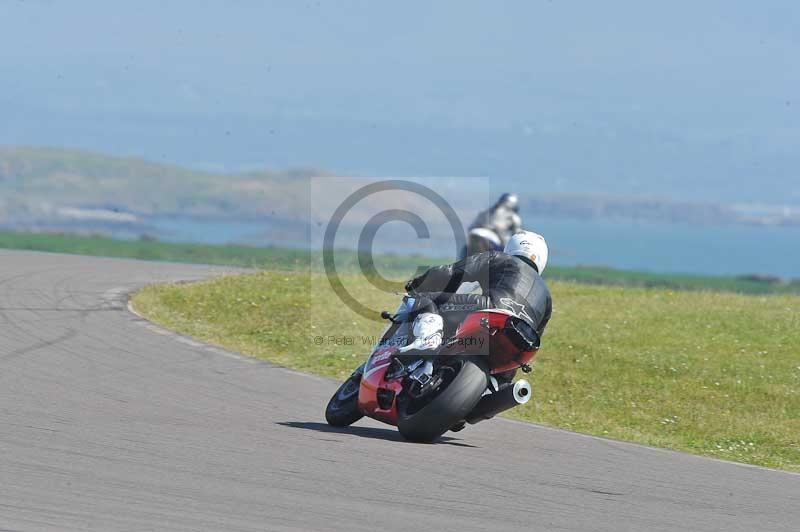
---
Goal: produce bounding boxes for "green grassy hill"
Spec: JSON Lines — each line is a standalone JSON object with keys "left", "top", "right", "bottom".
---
{"left": 133, "top": 269, "right": 800, "bottom": 471}
{"left": 1, "top": 229, "right": 796, "bottom": 469}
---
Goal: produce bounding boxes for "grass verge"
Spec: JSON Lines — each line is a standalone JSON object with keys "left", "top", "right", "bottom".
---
{"left": 3, "top": 230, "right": 799, "bottom": 294}
{"left": 132, "top": 269, "right": 800, "bottom": 471}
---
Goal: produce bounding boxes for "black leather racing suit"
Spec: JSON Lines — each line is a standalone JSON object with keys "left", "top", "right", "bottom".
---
{"left": 406, "top": 250, "right": 552, "bottom": 343}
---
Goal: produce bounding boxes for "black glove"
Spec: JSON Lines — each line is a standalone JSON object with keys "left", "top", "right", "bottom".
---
{"left": 404, "top": 279, "right": 417, "bottom": 294}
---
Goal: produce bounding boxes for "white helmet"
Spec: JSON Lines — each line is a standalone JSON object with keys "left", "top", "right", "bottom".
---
{"left": 504, "top": 231, "right": 548, "bottom": 274}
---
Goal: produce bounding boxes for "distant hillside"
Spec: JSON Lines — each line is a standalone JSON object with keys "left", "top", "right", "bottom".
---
{"left": 0, "top": 146, "right": 322, "bottom": 222}
{"left": 2, "top": 146, "right": 799, "bottom": 236}
{"left": 0, "top": 147, "right": 490, "bottom": 243}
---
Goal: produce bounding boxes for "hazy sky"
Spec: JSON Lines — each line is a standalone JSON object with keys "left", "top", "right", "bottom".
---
{"left": 1, "top": 1, "right": 798, "bottom": 203}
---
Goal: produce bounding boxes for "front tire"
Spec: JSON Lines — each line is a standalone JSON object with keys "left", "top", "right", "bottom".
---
{"left": 325, "top": 372, "right": 364, "bottom": 427}
{"left": 397, "top": 360, "right": 486, "bottom": 442}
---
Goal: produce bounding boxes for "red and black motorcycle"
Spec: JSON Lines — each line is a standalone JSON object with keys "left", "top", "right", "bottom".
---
{"left": 325, "top": 294, "right": 540, "bottom": 442}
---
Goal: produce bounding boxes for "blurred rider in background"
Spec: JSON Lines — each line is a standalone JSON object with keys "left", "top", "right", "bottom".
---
{"left": 465, "top": 193, "right": 522, "bottom": 257}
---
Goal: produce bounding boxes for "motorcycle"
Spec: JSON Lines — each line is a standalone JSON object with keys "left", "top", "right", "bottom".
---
{"left": 325, "top": 294, "right": 540, "bottom": 442}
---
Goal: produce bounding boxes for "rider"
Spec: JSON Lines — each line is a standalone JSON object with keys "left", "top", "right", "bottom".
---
{"left": 402, "top": 231, "right": 552, "bottom": 368}
{"left": 466, "top": 193, "right": 523, "bottom": 255}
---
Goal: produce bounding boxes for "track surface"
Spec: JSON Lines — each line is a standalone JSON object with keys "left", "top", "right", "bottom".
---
{"left": 0, "top": 250, "right": 798, "bottom": 532}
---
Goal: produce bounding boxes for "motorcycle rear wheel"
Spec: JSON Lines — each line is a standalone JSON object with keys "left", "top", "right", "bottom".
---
{"left": 397, "top": 359, "right": 486, "bottom": 443}
{"left": 325, "top": 373, "right": 364, "bottom": 427}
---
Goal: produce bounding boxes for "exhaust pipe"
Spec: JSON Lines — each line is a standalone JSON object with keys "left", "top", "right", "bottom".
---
{"left": 465, "top": 379, "right": 532, "bottom": 424}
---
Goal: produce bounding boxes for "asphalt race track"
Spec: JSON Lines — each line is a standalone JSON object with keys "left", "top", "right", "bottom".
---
{"left": 1, "top": 250, "right": 798, "bottom": 531}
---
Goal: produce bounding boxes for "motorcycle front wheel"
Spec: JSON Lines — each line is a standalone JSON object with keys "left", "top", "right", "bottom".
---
{"left": 325, "top": 371, "right": 364, "bottom": 427}
{"left": 397, "top": 359, "right": 486, "bottom": 443}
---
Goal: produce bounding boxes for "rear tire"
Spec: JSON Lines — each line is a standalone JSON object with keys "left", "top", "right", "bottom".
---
{"left": 325, "top": 373, "right": 364, "bottom": 427}
{"left": 397, "top": 360, "right": 486, "bottom": 443}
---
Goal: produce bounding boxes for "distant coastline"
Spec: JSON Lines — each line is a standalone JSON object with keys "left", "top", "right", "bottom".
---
{"left": 2, "top": 146, "right": 799, "bottom": 278}
{"left": 524, "top": 195, "right": 800, "bottom": 228}
{"left": 3, "top": 146, "right": 799, "bottom": 231}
